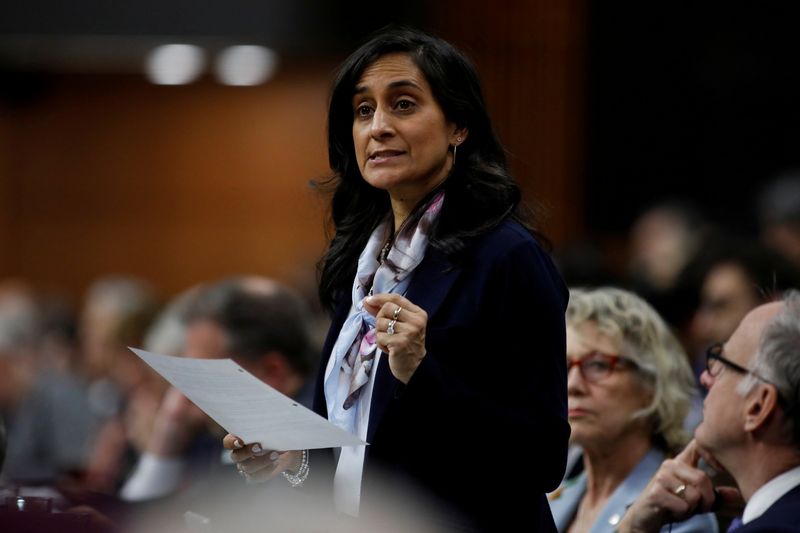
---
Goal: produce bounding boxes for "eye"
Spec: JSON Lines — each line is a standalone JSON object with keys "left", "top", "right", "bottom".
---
{"left": 584, "top": 359, "right": 612, "bottom": 372}
{"left": 395, "top": 99, "right": 416, "bottom": 111}
{"left": 355, "top": 104, "right": 373, "bottom": 118}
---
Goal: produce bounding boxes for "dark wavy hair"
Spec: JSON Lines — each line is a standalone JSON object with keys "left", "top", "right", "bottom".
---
{"left": 317, "top": 26, "right": 537, "bottom": 311}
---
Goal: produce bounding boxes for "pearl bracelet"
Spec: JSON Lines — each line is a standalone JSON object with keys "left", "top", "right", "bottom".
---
{"left": 281, "top": 449, "right": 309, "bottom": 488}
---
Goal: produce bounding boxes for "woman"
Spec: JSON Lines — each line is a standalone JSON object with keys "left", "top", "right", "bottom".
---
{"left": 225, "top": 27, "right": 569, "bottom": 531}
{"left": 548, "top": 288, "right": 717, "bottom": 532}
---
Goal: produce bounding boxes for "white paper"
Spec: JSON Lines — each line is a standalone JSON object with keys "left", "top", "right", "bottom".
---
{"left": 130, "top": 348, "right": 365, "bottom": 450}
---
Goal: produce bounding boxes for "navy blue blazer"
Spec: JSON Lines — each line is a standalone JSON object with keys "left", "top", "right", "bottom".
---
{"left": 311, "top": 219, "right": 570, "bottom": 532}
{"left": 737, "top": 484, "right": 800, "bottom": 532}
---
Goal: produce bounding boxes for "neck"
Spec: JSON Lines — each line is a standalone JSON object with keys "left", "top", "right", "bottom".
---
{"left": 388, "top": 162, "right": 451, "bottom": 232}
{"left": 390, "top": 196, "right": 414, "bottom": 232}
{"left": 726, "top": 444, "right": 800, "bottom": 502}
{"left": 581, "top": 433, "right": 652, "bottom": 503}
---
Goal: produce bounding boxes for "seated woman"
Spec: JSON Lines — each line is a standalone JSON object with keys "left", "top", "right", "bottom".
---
{"left": 549, "top": 287, "right": 718, "bottom": 533}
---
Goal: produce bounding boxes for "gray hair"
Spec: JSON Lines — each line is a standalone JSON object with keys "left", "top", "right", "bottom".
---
{"left": 567, "top": 287, "right": 698, "bottom": 454}
{"left": 738, "top": 290, "right": 800, "bottom": 447}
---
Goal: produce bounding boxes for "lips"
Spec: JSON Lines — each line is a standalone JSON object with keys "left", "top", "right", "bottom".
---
{"left": 368, "top": 149, "right": 405, "bottom": 162}
{"left": 568, "top": 408, "right": 590, "bottom": 418}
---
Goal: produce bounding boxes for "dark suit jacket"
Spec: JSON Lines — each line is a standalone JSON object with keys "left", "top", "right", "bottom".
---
{"left": 737, "top": 484, "right": 800, "bottom": 532}
{"left": 312, "top": 219, "right": 570, "bottom": 532}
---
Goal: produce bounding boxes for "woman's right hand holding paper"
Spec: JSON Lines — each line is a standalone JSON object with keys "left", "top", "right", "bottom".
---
{"left": 222, "top": 433, "right": 301, "bottom": 483}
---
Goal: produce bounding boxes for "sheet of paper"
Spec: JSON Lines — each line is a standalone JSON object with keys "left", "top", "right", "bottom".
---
{"left": 130, "top": 348, "right": 365, "bottom": 450}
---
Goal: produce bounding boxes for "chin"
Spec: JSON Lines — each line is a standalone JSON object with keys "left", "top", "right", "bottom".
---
{"left": 693, "top": 424, "right": 709, "bottom": 448}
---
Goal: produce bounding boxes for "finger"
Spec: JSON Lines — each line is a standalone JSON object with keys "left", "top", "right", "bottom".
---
{"left": 242, "top": 461, "right": 283, "bottom": 483}
{"left": 651, "top": 477, "right": 695, "bottom": 518}
{"left": 374, "top": 331, "right": 393, "bottom": 353}
{"left": 223, "top": 434, "right": 245, "bottom": 450}
{"left": 238, "top": 451, "right": 282, "bottom": 475}
{"left": 377, "top": 317, "right": 412, "bottom": 334}
{"left": 230, "top": 442, "right": 270, "bottom": 463}
{"left": 669, "top": 463, "right": 715, "bottom": 509}
{"left": 714, "top": 486, "right": 745, "bottom": 511}
{"left": 679, "top": 484, "right": 706, "bottom": 515}
{"left": 675, "top": 439, "right": 702, "bottom": 467}
{"left": 364, "top": 294, "right": 425, "bottom": 317}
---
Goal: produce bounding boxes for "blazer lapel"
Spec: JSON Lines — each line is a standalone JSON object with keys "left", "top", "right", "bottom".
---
{"left": 367, "top": 247, "right": 462, "bottom": 443}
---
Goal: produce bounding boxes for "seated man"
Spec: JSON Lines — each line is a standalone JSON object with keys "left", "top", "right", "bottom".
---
{"left": 120, "top": 276, "right": 316, "bottom": 502}
{"left": 619, "top": 291, "right": 800, "bottom": 532}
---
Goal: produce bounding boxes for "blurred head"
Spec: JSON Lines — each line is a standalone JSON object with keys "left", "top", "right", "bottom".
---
{"left": 80, "top": 276, "right": 158, "bottom": 382}
{"left": 691, "top": 242, "right": 799, "bottom": 347}
{"left": 183, "top": 276, "right": 315, "bottom": 397}
{"left": 696, "top": 292, "right": 800, "bottom": 459}
{"left": 566, "top": 288, "right": 697, "bottom": 454}
{"left": 628, "top": 202, "right": 707, "bottom": 291}
{"left": 758, "top": 171, "right": 800, "bottom": 268}
{"left": 0, "top": 282, "right": 41, "bottom": 405}
{"left": 143, "top": 285, "right": 205, "bottom": 356}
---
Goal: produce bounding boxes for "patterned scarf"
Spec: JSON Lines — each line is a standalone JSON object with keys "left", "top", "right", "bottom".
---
{"left": 324, "top": 191, "right": 444, "bottom": 434}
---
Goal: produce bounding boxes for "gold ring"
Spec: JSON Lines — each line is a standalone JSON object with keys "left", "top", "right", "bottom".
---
{"left": 393, "top": 306, "right": 402, "bottom": 320}
{"left": 674, "top": 484, "right": 686, "bottom": 498}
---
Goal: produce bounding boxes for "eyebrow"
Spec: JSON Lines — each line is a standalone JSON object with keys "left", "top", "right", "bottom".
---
{"left": 353, "top": 79, "right": 423, "bottom": 95}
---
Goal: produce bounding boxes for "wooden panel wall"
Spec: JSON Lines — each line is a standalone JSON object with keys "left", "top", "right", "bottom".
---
{"left": 0, "top": 68, "right": 332, "bottom": 301}
{"left": 432, "top": 0, "right": 587, "bottom": 245}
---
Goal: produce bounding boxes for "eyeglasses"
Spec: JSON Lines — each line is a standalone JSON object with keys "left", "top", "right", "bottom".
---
{"left": 567, "top": 352, "right": 637, "bottom": 383}
{"left": 705, "top": 343, "right": 750, "bottom": 378}
{"left": 704, "top": 342, "right": 772, "bottom": 381}
{"left": 705, "top": 343, "right": 790, "bottom": 409}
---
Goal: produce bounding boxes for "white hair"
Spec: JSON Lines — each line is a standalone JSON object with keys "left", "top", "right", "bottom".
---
{"left": 738, "top": 290, "right": 800, "bottom": 447}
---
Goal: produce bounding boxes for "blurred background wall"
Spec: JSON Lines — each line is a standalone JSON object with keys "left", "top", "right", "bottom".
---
{"left": 0, "top": 0, "right": 798, "bottom": 304}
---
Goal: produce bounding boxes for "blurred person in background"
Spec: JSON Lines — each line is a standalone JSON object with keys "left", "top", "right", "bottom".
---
{"left": 618, "top": 292, "right": 800, "bottom": 533}
{"left": 80, "top": 276, "right": 162, "bottom": 493}
{"left": 689, "top": 239, "right": 800, "bottom": 375}
{"left": 225, "top": 27, "right": 569, "bottom": 532}
{"left": 626, "top": 201, "right": 711, "bottom": 342}
{"left": 120, "top": 276, "right": 316, "bottom": 504}
{"left": 0, "top": 281, "right": 95, "bottom": 485}
{"left": 549, "top": 288, "right": 716, "bottom": 533}
{"left": 757, "top": 170, "right": 800, "bottom": 271}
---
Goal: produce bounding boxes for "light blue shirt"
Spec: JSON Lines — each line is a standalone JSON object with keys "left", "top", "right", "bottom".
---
{"left": 548, "top": 448, "right": 718, "bottom": 533}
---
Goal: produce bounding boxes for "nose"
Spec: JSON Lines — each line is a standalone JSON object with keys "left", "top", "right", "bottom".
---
{"left": 567, "top": 363, "right": 586, "bottom": 394}
{"left": 369, "top": 105, "right": 394, "bottom": 139}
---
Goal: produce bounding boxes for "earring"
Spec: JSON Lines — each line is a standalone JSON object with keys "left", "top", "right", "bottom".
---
{"left": 453, "top": 137, "right": 462, "bottom": 166}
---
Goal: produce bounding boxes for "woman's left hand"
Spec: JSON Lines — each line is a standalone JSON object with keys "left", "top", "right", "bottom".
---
{"left": 364, "top": 294, "right": 428, "bottom": 384}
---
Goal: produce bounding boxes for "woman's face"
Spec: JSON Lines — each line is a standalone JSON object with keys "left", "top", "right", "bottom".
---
{"left": 351, "top": 52, "right": 464, "bottom": 204}
{"left": 566, "top": 321, "right": 653, "bottom": 450}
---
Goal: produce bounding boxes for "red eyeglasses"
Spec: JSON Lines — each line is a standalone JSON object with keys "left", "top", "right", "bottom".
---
{"left": 567, "top": 352, "right": 638, "bottom": 383}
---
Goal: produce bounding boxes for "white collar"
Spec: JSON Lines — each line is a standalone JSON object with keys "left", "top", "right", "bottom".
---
{"left": 742, "top": 464, "right": 800, "bottom": 524}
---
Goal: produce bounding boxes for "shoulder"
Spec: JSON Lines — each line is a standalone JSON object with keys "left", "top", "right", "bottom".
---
{"left": 471, "top": 218, "right": 542, "bottom": 256}
{"left": 465, "top": 219, "right": 557, "bottom": 278}
{"left": 739, "top": 485, "right": 800, "bottom": 532}
{"left": 547, "top": 473, "right": 585, "bottom": 525}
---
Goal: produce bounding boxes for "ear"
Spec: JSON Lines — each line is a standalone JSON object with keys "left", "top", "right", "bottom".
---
{"left": 743, "top": 383, "right": 780, "bottom": 433}
{"left": 450, "top": 126, "right": 469, "bottom": 146}
{"left": 250, "top": 351, "right": 290, "bottom": 386}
